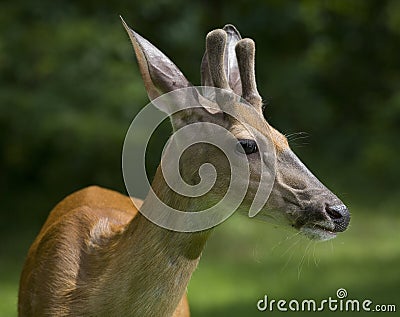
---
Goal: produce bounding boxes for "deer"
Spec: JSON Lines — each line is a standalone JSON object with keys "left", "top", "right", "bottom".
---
{"left": 18, "top": 19, "right": 350, "bottom": 317}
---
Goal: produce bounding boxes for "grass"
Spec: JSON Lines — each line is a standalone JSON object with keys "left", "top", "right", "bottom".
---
{"left": 188, "top": 205, "right": 400, "bottom": 316}
{"left": 0, "top": 233, "right": 30, "bottom": 317}
{"left": 1, "top": 204, "right": 399, "bottom": 316}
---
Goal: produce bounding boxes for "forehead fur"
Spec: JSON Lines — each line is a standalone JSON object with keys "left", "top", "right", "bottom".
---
{"left": 225, "top": 105, "right": 289, "bottom": 153}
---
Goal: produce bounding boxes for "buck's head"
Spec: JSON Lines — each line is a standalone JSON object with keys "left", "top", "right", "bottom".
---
{"left": 122, "top": 20, "right": 350, "bottom": 240}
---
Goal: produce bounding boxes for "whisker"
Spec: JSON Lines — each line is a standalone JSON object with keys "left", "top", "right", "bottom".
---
{"left": 285, "top": 132, "right": 309, "bottom": 141}
{"left": 280, "top": 239, "right": 301, "bottom": 273}
{"left": 252, "top": 247, "right": 261, "bottom": 264}
{"left": 286, "top": 132, "right": 310, "bottom": 149}
{"left": 290, "top": 143, "right": 309, "bottom": 149}
{"left": 288, "top": 136, "right": 310, "bottom": 142}
{"left": 313, "top": 243, "right": 320, "bottom": 267}
{"left": 280, "top": 233, "right": 301, "bottom": 257}
{"left": 298, "top": 240, "right": 312, "bottom": 279}
{"left": 268, "top": 224, "right": 299, "bottom": 253}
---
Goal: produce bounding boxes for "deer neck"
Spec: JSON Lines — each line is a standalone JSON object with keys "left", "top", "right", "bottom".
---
{"left": 97, "top": 166, "right": 212, "bottom": 316}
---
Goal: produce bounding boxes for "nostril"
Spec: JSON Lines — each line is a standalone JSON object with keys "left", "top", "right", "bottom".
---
{"left": 325, "top": 204, "right": 350, "bottom": 232}
{"left": 326, "top": 205, "right": 343, "bottom": 220}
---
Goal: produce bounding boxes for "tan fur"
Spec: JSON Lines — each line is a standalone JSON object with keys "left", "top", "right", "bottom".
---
{"left": 270, "top": 126, "right": 290, "bottom": 152}
{"left": 19, "top": 185, "right": 194, "bottom": 317}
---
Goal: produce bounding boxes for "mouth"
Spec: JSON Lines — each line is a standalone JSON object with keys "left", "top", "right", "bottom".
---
{"left": 300, "top": 223, "right": 337, "bottom": 241}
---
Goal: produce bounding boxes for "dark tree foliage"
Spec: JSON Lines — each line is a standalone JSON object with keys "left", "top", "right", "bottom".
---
{"left": 1, "top": 0, "right": 399, "bottom": 233}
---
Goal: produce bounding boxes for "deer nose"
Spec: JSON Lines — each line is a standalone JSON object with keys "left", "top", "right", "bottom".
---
{"left": 325, "top": 204, "right": 350, "bottom": 232}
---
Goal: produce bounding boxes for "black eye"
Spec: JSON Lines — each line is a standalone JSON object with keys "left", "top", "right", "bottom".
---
{"left": 236, "top": 139, "right": 258, "bottom": 155}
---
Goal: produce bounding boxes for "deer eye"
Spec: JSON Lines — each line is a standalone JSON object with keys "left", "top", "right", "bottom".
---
{"left": 236, "top": 139, "right": 258, "bottom": 155}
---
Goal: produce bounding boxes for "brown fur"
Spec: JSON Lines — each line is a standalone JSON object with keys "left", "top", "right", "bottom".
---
{"left": 19, "top": 185, "right": 193, "bottom": 316}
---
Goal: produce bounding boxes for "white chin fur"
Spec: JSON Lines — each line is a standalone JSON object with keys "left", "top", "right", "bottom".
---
{"left": 300, "top": 226, "right": 337, "bottom": 241}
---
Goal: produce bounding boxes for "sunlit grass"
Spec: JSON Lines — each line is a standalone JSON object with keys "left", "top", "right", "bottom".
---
{"left": 0, "top": 263, "right": 19, "bottom": 317}
{"left": 1, "top": 205, "right": 399, "bottom": 316}
{"left": 188, "top": 206, "right": 400, "bottom": 316}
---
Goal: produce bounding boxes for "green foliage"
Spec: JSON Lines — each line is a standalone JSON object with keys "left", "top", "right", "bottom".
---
{"left": 1, "top": 0, "right": 399, "bottom": 229}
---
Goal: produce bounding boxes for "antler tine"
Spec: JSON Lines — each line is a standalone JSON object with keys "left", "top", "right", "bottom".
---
{"left": 206, "top": 29, "right": 230, "bottom": 90}
{"left": 235, "top": 38, "right": 262, "bottom": 107}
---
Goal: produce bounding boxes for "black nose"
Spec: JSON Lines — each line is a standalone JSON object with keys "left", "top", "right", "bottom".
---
{"left": 325, "top": 204, "right": 350, "bottom": 232}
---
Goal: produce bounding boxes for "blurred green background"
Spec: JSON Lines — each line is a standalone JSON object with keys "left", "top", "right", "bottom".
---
{"left": 1, "top": 0, "right": 399, "bottom": 316}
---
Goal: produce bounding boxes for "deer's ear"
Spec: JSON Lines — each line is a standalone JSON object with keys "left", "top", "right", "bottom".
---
{"left": 121, "top": 18, "right": 191, "bottom": 101}
{"left": 201, "top": 24, "right": 242, "bottom": 96}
